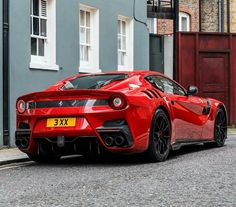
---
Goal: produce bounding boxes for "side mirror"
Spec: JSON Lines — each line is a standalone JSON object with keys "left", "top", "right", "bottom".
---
{"left": 187, "top": 86, "right": 198, "bottom": 96}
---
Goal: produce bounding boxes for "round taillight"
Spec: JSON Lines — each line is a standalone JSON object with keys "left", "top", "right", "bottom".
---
{"left": 17, "top": 100, "right": 26, "bottom": 113}
{"left": 109, "top": 95, "right": 126, "bottom": 110}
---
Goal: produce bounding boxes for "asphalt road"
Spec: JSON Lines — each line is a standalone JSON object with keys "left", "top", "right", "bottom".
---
{"left": 0, "top": 135, "right": 235, "bottom": 207}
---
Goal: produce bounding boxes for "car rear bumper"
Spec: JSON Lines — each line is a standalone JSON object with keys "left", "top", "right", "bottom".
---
{"left": 15, "top": 106, "right": 150, "bottom": 155}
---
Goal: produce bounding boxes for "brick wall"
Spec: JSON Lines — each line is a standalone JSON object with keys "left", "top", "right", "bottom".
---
{"left": 201, "top": 0, "right": 219, "bottom": 32}
{"left": 157, "top": 19, "right": 173, "bottom": 35}
{"left": 222, "top": 0, "right": 236, "bottom": 33}
{"left": 231, "top": 0, "right": 236, "bottom": 32}
{"left": 179, "top": 0, "right": 199, "bottom": 31}
{"left": 156, "top": 0, "right": 236, "bottom": 34}
{"left": 157, "top": 0, "right": 199, "bottom": 34}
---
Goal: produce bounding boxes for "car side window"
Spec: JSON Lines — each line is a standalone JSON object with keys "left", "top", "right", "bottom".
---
{"left": 150, "top": 76, "right": 186, "bottom": 96}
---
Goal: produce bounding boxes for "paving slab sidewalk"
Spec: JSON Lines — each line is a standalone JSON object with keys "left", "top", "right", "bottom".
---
{"left": 0, "top": 148, "right": 29, "bottom": 165}
{"left": 0, "top": 129, "right": 235, "bottom": 165}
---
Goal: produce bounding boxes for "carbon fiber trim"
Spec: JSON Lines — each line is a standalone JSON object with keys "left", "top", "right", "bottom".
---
{"left": 28, "top": 99, "right": 108, "bottom": 109}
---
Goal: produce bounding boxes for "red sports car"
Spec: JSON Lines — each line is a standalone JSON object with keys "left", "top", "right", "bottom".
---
{"left": 15, "top": 71, "right": 227, "bottom": 163}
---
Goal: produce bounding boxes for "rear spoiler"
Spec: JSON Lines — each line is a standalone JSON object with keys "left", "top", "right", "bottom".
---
{"left": 17, "top": 90, "right": 124, "bottom": 102}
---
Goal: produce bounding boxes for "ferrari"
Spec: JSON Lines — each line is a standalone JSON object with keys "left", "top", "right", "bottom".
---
{"left": 15, "top": 71, "right": 227, "bottom": 162}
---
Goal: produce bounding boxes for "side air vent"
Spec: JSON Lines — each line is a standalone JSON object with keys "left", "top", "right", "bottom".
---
{"left": 146, "top": 89, "right": 159, "bottom": 98}
{"left": 142, "top": 89, "right": 161, "bottom": 99}
{"left": 142, "top": 90, "right": 153, "bottom": 99}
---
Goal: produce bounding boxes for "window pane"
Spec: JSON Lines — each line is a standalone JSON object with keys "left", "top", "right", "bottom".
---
{"left": 31, "top": 38, "right": 37, "bottom": 55}
{"left": 80, "top": 27, "right": 86, "bottom": 44}
{"left": 80, "top": 45, "right": 84, "bottom": 61}
{"left": 38, "top": 39, "right": 45, "bottom": 56}
{"left": 33, "top": 17, "right": 39, "bottom": 35}
{"left": 41, "top": 0, "right": 47, "bottom": 17}
{"left": 182, "top": 17, "right": 187, "bottom": 31}
{"left": 151, "top": 76, "right": 182, "bottom": 94}
{"left": 118, "top": 20, "right": 121, "bottom": 34}
{"left": 68, "top": 74, "right": 127, "bottom": 90}
{"left": 118, "top": 35, "right": 121, "bottom": 50}
{"left": 80, "top": 45, "right": 89, "bottom": 61}
{"left": 84, "top": 46, "right": 89, "bottom": 61}
{"left": 122, "top": 21, "right": 126, "bottom": 35}
{"left": 80, "top": 10, "right": 85, "bottom": 26}
{"left": 86, "top": 11, "right": 90, "bottom": 27}
{"left": 40, "top": 19, "right": 47, "bottom": 36}
{"left": 174, "top": 85, "right": 185, "bottom": 96}
{"left": 163, "top": 81, "right": 174, "bottom": 94}
{"left": 86, "top": 28, "right": 90, "bottom": 44}
{"left": 121, "top": 52, "right": 125, "bottom": 65}
{"left": 30, "top": 17, "right": 33, "bottom": 34}
{"left": 122, "top": 36, "right": 126, "bottom": 50}
{"left": 33, "top": 0, "right": 39, "bottom": 16}
{"left": 118, "top": 52, "right": 125, "bottom": 66}
{"left": 118, "top": 52, "right": 121, "bottom": 65}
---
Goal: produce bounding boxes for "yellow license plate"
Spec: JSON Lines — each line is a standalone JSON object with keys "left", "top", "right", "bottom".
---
{"left": 46, "top": 118, "right": 76, "bottom": 128}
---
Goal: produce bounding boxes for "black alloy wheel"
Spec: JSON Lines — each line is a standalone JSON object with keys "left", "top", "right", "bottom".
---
{"left": 214, "top": 108, "right": 227, "bottom": 147}
{"left": 147, "top": 109, "right": 171, "bottom": 162}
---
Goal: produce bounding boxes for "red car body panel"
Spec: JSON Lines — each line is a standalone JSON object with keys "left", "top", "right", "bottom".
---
{"left": 15, "top": 71, "right": 227, "bottom": 156}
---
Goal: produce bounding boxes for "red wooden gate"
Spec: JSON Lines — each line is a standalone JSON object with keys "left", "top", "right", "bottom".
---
{"left": 176, "top": 32, "right": 236, "bottom": 125}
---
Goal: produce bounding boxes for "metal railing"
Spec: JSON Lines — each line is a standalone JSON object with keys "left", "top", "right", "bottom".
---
{"left": 147, "top": 0, "right": 173, "bottom": 9}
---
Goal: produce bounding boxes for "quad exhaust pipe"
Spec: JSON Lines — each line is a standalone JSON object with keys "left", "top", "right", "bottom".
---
{"left": 104, "top": 136, "right": 114, "bottom": 146}
{"left": 104, "top": 136, "right": 125, "bottom": 147}
{"left": 15, "top": 137, "right": 29, "bottom": 149}
{"left": 114, "top": 136, "right": 125, "bottom": 146}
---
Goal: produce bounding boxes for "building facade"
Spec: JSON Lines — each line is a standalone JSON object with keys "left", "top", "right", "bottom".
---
{"left": 1, "top": 0, "right": 149, "bottom": 146}
{"left": 230, "top": 0, "right": 236, "bottom": 32}
{"left": 157, "top": 0, "right": 200, "bottom": 34}
{"left": 155, "top": 0, "right": 232, "bottom": 34}
{"left": 200, "top": 0, "right": 219, "bottom": 32}
{"left": 227, "top": 0, "right": 236, "bottom": 32}
{"left": 200, "top": 0, "right": 233, "bottom": 33}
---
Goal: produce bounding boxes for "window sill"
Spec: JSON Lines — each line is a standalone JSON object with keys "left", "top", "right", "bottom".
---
{"left": 79, "top": 66, "right": 101, "bottom": 74}
{"left": 30, "top": 62, "right": 60, "bottom": 71}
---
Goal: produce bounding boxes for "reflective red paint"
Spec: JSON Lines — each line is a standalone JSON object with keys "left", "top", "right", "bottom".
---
{"left": 15, "top": 71, "right": 227, "bottom": 162}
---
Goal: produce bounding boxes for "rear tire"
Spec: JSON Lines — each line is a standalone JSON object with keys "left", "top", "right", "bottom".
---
{"left": 214, "top": 108, "right": 227, "bottom": 147}
{"left": 146, "top": 109, "right": 171, "bottom": 162}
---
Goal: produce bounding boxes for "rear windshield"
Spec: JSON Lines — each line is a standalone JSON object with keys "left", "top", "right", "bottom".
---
{"left": 61, "top": 74, "right": 128, "bottom": 90}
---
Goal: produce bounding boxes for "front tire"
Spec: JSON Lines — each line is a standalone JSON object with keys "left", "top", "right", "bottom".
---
{"left": 146, "top": 109, "right": 171, "bottom": 162}
{"left": 214, "top": 108, "right": 227, "bottom": 147}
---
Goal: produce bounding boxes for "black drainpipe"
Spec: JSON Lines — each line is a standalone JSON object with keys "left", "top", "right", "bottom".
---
{"left": 173, "top": 0, "right": 179, "bottom": 81}
{"left": 221, "top": 0, "right": 224, "bottom": 32}
{"left": 227, "top": 0, "right": 230, "bottom": 33}
{"left": 3, "top": 0, "right": 10, "bottom": 146}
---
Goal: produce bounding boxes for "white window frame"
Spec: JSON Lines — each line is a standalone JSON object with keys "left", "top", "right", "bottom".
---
{"left": 179, "top": 12, "right": 190, "bottom": 32}
{"left": 30, "top": 0, "right": 59, "bottom": 71}
{"left": 117, "top": 15, "right": 134, "bottom": 71}
{"left": 79, "top": 4, "right": 100, "bottom": 73}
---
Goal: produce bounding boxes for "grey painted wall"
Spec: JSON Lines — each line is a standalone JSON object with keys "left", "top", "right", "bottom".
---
{"left": 0, "top": 0, "right": 3, "bottom": 146}
{"left": 7, "top": 0, "right": 149, "bottom": 146}
{"left": 164, "top": 36, "right": 173, "bottom": 79}
{"left": 79, "top": 0, "right": 149, "bottom": 70}
{"left": 9, "top": 0, "right": 80, "bottom": 146}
